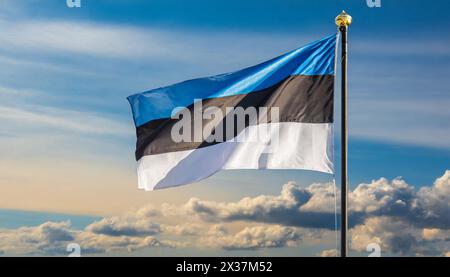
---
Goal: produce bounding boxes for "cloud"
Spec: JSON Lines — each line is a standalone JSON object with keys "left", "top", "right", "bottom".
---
{"left": 183, "top": 181, "right": 337, "bottom": 229}
{"left": 77, "top": 232, "right": 182, "bottom": 254}
{"left": 85, "top": 204, "right": 313, "bottom": 251}
{"left": 319, "top": 249, "right": 338, "bottom": 257}
{"left": 135, "top": 205, "right": 162, "bottom": 218}
{"left": 206, "top": 224, "right": 229, "bottom": 236}
{"left": 422, "top": 228, "right": 450, "bottom": 241}
{"left": 349, "top": 170, "right": 450, "bottom": 230}
{"left": 86, "top": 217, "right": 161, "bottom": 237}
{"left": 182, "top": 170, "right": 450, "bottom": 256}
{"left": 199, "top": 225, "right": 302, "bottom": 250}
{"left": 0, "top": 105, "right": 132, "bottom": 137}
{"left": 0, "top": 220, "right": 301, "bottom": 255}
{"left": 415, "top": 170, "right": 450, "bottom": 228}
{"left": 350, "top": 177, "right": 415, "bottom": 214}
{"left": 0, "top": 221, "right": 74, "bottom": 255}
{"left": 161, "top": 224, "right": 201, "bottom": 236}
{"left": 350, "top": 216, "right": 450, "bottom": 257}
{"left": 2, "top": 17, "right": 449, "bottom": 62}
{"left": 0, "top": 16, "right": 448, "bottom": 152}
{"left": 0, "top": 20, "right": 172, "bottom": 60}
{"left": 0, "top": 19, "right": 306, "bottom": 66}
{"left": 1, "top": 170, "right": 449, "bottom": 256}
{"left": 347, "top": 171, "right": 450, "bottom": 256}
{"left": 0, "top": 221, "right": 181, "bottom": 256}
{"left": 85, "top": 204, "right": 200, "bottom": 237}
{"left": 86, "top": 213, "right": 200, "bottom": 237}
{"left": 351, "top": 216, "right": 419, "bottom": 255}
{"left": 1, "top": 20, "right": 448, "bottom": 151}
{"left": 177, "top": 171, "right": 450, "bottom": 232}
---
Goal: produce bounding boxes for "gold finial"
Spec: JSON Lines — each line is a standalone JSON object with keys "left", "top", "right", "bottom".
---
{"left": 335, "top": 10, "right": 352, "bottom": 27}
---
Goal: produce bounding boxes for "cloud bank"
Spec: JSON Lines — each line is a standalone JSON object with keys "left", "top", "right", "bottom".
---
{"left": 0, "top": 170, "right": 449, "bottom": 256}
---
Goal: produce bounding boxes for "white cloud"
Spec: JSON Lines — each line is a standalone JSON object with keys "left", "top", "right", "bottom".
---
{"left": 348, "top": 171, "right": 450, "bottom": 230}
{"left": 0, "top": 221, "right": 74, "bottom": 255}
{"left": 319, "top": 249, "right": 338, "bottom": 257}
{"left": 0, "top": 19, "right": 448, "bottom": 150}
{"left": 206, "top": 224, "right": 229, "bottom": 236}
{"left": 199, "top": 225, "right": 301, "bottom": 250}
{"left": 0, "top": 221, "right": 182, "bottom": 256}
{"left": 0, "top": 105, "right": 132, "bottom": 137}
{"left": 0, "top": 20, "right": 171, "bottom": 59}
{"left": 181, "top": 171, "right": 450, "bottom": 231}
{"left": 0, "top": 19, "right": 305, "bottom": 67}
{"left": 351, "top": 216, "right": 418, "bottom": 255}
{"left": 348, "top": 171, "right": 450, "bottom": 256}
{"left": 350, "top": 177, "right": 414, "bottom": 214}
{"left": 86, "top": 217, "right": 161, "bottom": 237}
{"left": 183, "top": 181, "right": 336, "bottom": 229}
{"left": 416, "top": 170, "right": 450, "bottom": 226}
{"left": 422, "top": 228, "right": 450, "bottom": 241}
{"left": 350, "top": 215, "right": 450, "bottom": 256}
{"left": 90, "top": 169, "right": 450, "bottom": 254}
{"left": 77, "top": 232, "right": 182, "bottom": 254}
{"left": 300, "top": 182, "right": 338, "bottom": 213}
{"left": 1, "top": 171, "right": 449, "bottom": 256}
{"left": 85, "top": 205, "right": 196, "bottom": 237}
{"left": 135, "top": 205, "right": 162, "bottom": 218}
{"left": 161, "top": 224, "right": 201, "bottom": 236}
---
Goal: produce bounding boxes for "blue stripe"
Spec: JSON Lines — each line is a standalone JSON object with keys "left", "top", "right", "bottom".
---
{"left": 128, "top": 34, "right": 336, "bottom": 127}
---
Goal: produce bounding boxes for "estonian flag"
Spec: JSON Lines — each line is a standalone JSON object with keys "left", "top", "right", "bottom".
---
{"left": 128, "top": 34, "right": 337, "bottom": 190}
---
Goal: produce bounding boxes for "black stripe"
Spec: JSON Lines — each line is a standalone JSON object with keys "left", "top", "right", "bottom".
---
{"left": 135, "top": 75, "right": 333, "bottom": 160}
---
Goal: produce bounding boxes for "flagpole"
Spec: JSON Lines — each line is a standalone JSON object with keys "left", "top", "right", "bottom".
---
{"left": 335, "top": 10, "right": 352, "bottom": 258}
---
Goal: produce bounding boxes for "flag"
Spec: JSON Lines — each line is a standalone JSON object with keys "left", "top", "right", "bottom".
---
{"left": 127, "top": 34, "right": 336, "bottom": 190}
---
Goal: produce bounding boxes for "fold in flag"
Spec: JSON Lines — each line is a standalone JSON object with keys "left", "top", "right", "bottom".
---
{"left": 128, "top": 34, "right": 337, "bottom": 190}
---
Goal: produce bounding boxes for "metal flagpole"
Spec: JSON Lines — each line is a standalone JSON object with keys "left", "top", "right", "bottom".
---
{"left": 335, "top": 10, "right": 352, "bottom": 258}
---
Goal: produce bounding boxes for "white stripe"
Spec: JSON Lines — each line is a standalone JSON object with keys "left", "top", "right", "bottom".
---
{"left": 137, "top": 122, "right": 333, "bottom": 190}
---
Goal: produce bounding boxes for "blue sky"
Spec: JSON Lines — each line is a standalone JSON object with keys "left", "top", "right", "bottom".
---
{"left": 0, "top": 0, "right": 449, "bottom": 257}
